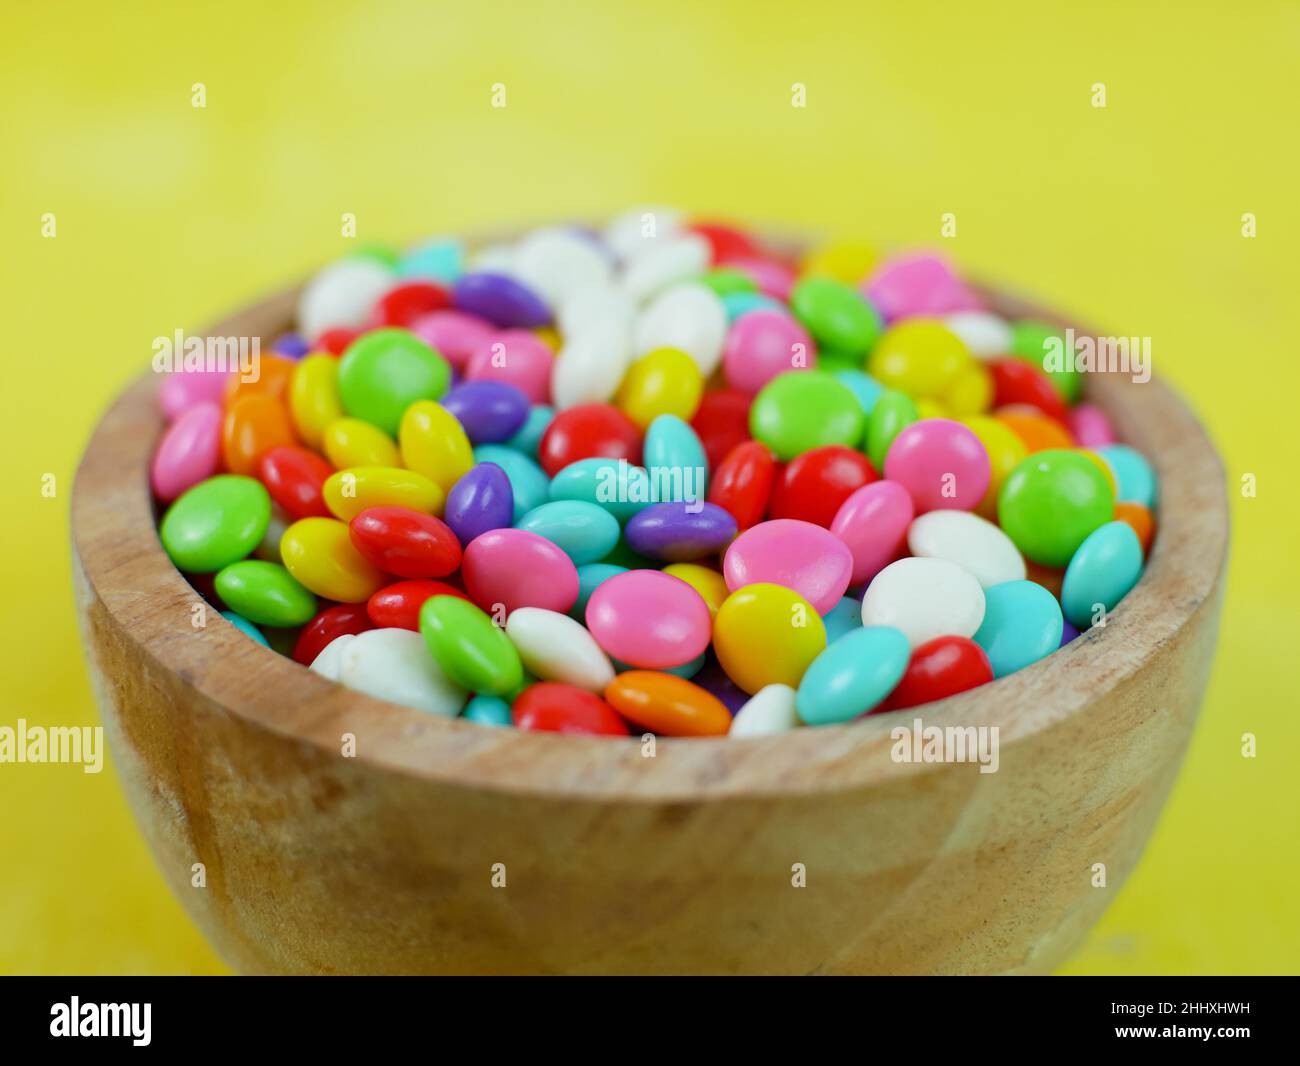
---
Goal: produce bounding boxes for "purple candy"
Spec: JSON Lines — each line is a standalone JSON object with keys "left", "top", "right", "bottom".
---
{"left": 444, "top": 462, "right": 515, "bottom": 547}
{"left": 273, "top": 332, "right": 310, "bottom": 359}
{"left": 452, "top": 272, "right": 550, "bottom": 329}
{"left": 691, "top": 655, "right": 748, "bottom": 715}
{"left": 624, "top": 502, "right": 738, "bottom": 562}
{"left": 441, "top": 381, "right": 530, "bottom": 443}
{"left": 1059, "top": 619, "right": 1081, "bottom": 647}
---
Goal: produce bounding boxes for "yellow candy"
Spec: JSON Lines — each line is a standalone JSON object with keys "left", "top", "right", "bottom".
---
{"left": 867, "top": 319, "right": 972, "bottom": 403}
{"left": 287, "top": 353, "right": 343, "bottom": 448}
{"left": 533, "top": 326, "right": 562, "bottom": 353}
{"left": 944, "top": 360, "right": 993, "bottom": 416}
{"left": 801, "top": 240, "right": 879, "bottom": 285}
{"left": 1078, "top": 449, "right": 1119, "bottom": 497}
{"left": 399, "top": 400, "right": 474, "bottom": 493}
{"left": 915, "top": 398, "right": 949, "bottom": 421}
{"left": 322, "top": 417, "right": 401, "bottom": 468}
{"left": 663, "top": 563, "right": 729, "bottom": 618}
{"left": 322, "top": 466, "right": 445, "bottom": 520}
{"left": 961, "top": 415, "right": 1028, "bottom": 520}
{"left": 712, "top": 583, "right": 827, "bottom": 694}
{"left": 615, "top": 347, "right": 704, "bottom": 429}
{"left": 280, "top": 517, "right": 386, "bottom": 603}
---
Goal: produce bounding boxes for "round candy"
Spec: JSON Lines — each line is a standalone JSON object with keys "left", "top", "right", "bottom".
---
{"left": 821, "top": 595, "right": 863, "bottom": 644}
{"left": 865, "top": 389, "right": 918, "bottom": 471}
{"left": 624, "top": 502, "right": 737, "bottom": 562}
{"left": 336, "top": 628, "right": 467, "bottom": 717}
{"left": 571, "top": 563, "right": 628, "bottom": 620}
{"left": 690, "top": 388, "right": 752, "bottom": 469}
{"left": 972, "top": 579, "right": 1064, "bottom": 677}
{"left": 585, "top": 569, "right": 712, "bottom": 669}
{"left": 281, "top": 516, "right": 388, "bottom": 603}
{"left": 372, "top": 280, "right": 451, "bottom": 328}
{"left": 877, "top": 635, "right": 993, "bottom": 711}
{"left": 419, "top": 594, "right": 524, "bottom": 695}
{"left": 906, "top": 509, "right": 1026, "bottom": 588}
{"left": 829, "top": 480, "right": 914, "bottom": 585}
{"left": 833, "top": 368, "right": 884, "bottom": 417}
{"left": 721, "top": 309, "right": 816, "bottom": 395}
{"left": 322, "top": 416, "right": 401, "bottom": 469}
{"left": 452, "top": 272, "right": 550, "bottom": 329}
{"left": 712, "top": 583, "right": 827, "bottom": 694}
{"left": 516, "top": 500, "right": 621, "bottom": 565}
{"left": 337, "top": 328, "right": 450, "bottom": 435}
{"left": 322, "top": 466, "right": 444, "bottom": 521}
{"left": 444, "top": 462, "right": 515, "bottom": 545}
{"left": 802, "top": 238, "right": 878, "bottom": 284}
{"left": 1095, "top": 444, "right": 1157, "bottom": 509}
{"left": 615, "top": 346, "right": 704, "bottom": 429}
{"left": 440, "top": 380, "right": 530, "bottom": 443}
{"left": 706, "top": 440, "right": 775, "bottom": 530}
{"left": 474, "top": 445, "right": 549, "bottom": 519}
{"left": 604, "top": 671, "right": 731, "bottom": 736}
{"left": 293, "top": 603, "right": 373, "bottom": 665}
{"left": 883, "top": 418, "right": 990, "bottom": 514}
{"left": 796, "top": 626, "right": 911, "bottom": 725}
{"left": 1114, "top": 500, "right": 1155, "bottom": 555}
{"left": 1068, "top": 403, "right": 1116, "bottom": 449}
{"left": 661, "top": 563, "right": 730, "bottom": 617}
{"left": 298, "top": 256, "right": 394, "bottom": 340}
{"left": 348, "top": 506, "right": 461, "bottom": 578}
{"left": 225, "top": 354, "right": 295, "bottom": 405}
{"left": 462, "top": 694, "right": 513, "bottom": 727}
{"left": 367, "top": 579, "right": 467, "bottom": 630}
{"left": 997, "top": 410, "right": 1073, "bottom": 454}
{"left": 1010, "top": 320, "right": 1081, "bottom": 403}
{"left": 749, "top": 371, "right": 865, "bottom": 461}
{"left": 151, "top": 402, "right": 222, "bottom": 502}
{"left": 988, "top": 357, "right": 1068, "bottom": 424}
{"left": 308, "top": 633, "right": 355, "bottom": 680}
{"left": 258, "top": 445, "right": 334, "bottom": 520}
{"left": 221, "top": 611, "right": 268, "bottom": 646}
{"left": 222, "top": 393, "right": 296, "bottom": 477}
{"left": 512, "top": 682, "right": 628, "bottom": 736}
{"left": 159, "top": 366, "right": 232, "bottom": 421}
{"left": 730, "top": 684, "right": 799, "bottom": 737}
{"left": 865, "top": 253, "right": 980, "bottom": 322}
{"left": 511, "top": 227, "right": 612, "bottom": 308}
{"left": 548, "top": 457, "right": 650, "bottom": 522}
{"left": 1060, "top": 520, "right": 1144, "bottom": 629}
{"left": 461, "top": 528, "right": 579, "bottom": 616}
{"left": 723, "top": 519, "right": 852, "bottom": 615}
{"left": 621, "top": 234, "right": 711, "bottom": 304}
{"left": 788, "top": 276, "right": 881, "bottom": 354}
{"left": 398, "top": 400, "right": 474, "bottom": 492}
{"left": 860, "top": 557, "right": 986, "bottom": 648}
{"left": 538, "top": 403, "right": 642, "bottom": 478}
{"left": 506, "top": 404, "right": 554, "bottom": 457}
{"left": 212, "top": 559, "right": 315, "bottom": 628}
{"left": 868, "top": 319, "right": 972, "bottom": 402}
{"left": 767, "top": 445, "right": 877, "bottom": 528}
{"left": 960, "top": 414, "right": 1028, "bottom": 520}
{"left": 643, "top": 414, "right": 709, "bottom": 501}
{"left": 410, "top": 309, "right": 494, "bottom": 369}
{"left": 505, "top": 607, "right": 615, "bottom": 692}
{"left": 997, "top": 449, "right": 1115, "bottom": 567}
{"left": 160, "top": 475, "right": 271, "bottom": 573}
{"left": 464, "top": 330, "right": 553, "bottom": 405}
{"left": 633, "top": 283, "right": 728, "bottom": 377}
{"left": 942, "top": 311, "right": 1012, "bottom": 359}
{"left": 551, "top": 315, "right": 633, "bottom": 409}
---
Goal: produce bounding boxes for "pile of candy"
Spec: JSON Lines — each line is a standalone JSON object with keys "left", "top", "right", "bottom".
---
{"left": 153, "top": 209, "right": 1157, "bottom": 737}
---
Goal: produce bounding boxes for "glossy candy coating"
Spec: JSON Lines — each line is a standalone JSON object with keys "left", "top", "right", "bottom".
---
{"left": 690, "top": 389, "right": 752, "bottom": 469}
{"left": 336, "top": 628, "right": 467, "bottom": 717}
{"left": 616, "top": 347, "right": 705, "bottom": 428}
{"left": 418, "top": 594, "right": 524, "bottom": 695}
{"left": 160, "top": 475, "right": 271, "bottom": 573}
{"left": 538, "top": 403, "right": 642, "bottom": 479}
{"left": 505, "top": 607, "right": 615, "bottom": 692}
{"left": 292, "top": 603, "right": 373, "bottom": 665}
{"left": 348, "top": 506, "right": 461, "bottom": 578}
{"left": 464, "top": 330, "right": 553, "bottom": 405}
{"left": 767, "top": 445, "right": 877, "bottom": 528}
{"left": 444, "top": 462, "right": 515, "bottom": 545}
{"left": 865, "top": 389, "right": 918, "bottom": 471}
{"left": 830, "top": 480, "right": 914, "bottom": 585}
{"left": 796, "top": 625, "right": 911, "bottom": 725}
{"left": 516, "top": 500, "right": 622, "bottom": 565}
{"left": 322, "top": 417, "right": 401, "bottom": 469}
{"left": 453, "top": 272, "right": 550, "bottom": 329}
{"left": 877, "top": 635, "right": 993, "bottom": 711}
{"left": 706, "top": 441, "right": 775, "bottom": 530}
{"left": 624, "top": 502, "right": 737, "bottom": 562}
{"left": 907, "top": 509, "right": 1026, "bottom": 588}
{"left": 1095, "top": 444, "right": 1157, "bottom": 509}
{"left": 722, "top": 309, "right": 817, "bottom": 395}
{"left": 280, "top": 516, "right": 387, "bottom": 603}
{"left": 604, "top": 671, "right": 731, "bottom": 736}
{"left": 461, "top": 528, "right": 580, "bottom": 616}
{"left": 398, "top": 400, "right": 475, "bottom": 492}
{"left": 1061, "top": 520, "right": 1144, "bottom": 628}
{"left": 214, "top": 560, "right": 317, "bottom": 628}
{"left": 440, "top": 380, "right": 530, "bottom": 444}
{"left": 287, "top": 355, "right": 343, "bottom": 450}
{"left": 723, "top": 519, "right": 853, "bottom": 615}
{"left": 258, "top": 446, "right": 334, "bottom": 520}
{"left": 749, "top": 371, "right": 864, "bottom": 461}
{"left": 337, "top": 328, "right": 450, "bottom": 435}
{"left": 730, "top": 684, "right": 799, "bottom": 737}
{"left": 512, "top": 682, "right": 629, "bottom": 736}
{"left": 222, "top": 393, "right": 296, "bottom": 477}
{"left": 367, "top": 579, "right": 468, "bottom": 631}
{"left": 789, "top": 276, "right": 881, "bottom": 354}
{"left": 322, "top": 465, "right": 444, "bottom": 521}
{"left": 883, "top": 418, "right": 990, "bottom": 514}
{"left": 585, "top": 569, "right": 712, "bottom": 669}
{"left": 152, "top": 402, "right": 223, "bottom": 502}
{"left": 713, "top": 583, "right": 826, "bottom": 694}
{"left": 972, "top": 579, "right": 1064, "bottom": 677}
{"left": 860, "top": 556, "right": 986, "bottom": 648}
{"left": 997, "top": 449, "right": 1115, "bottom": 567}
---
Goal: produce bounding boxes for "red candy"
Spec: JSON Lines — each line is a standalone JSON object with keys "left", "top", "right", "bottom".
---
{"left": 767, "top": 446, "right": 878, "bottom": 528}
{"left": 537, "top": 403, "right": 642, "bottom": 478}
{"left": 292, "top": 604, "right": 373, "bottom": 666}
{"left": 316, "top": 327, "right": 362, "bottom": 355}
{"left": 989, "top": 358, "right": 1069, "bottom": 425}
{"left": 259, "top": 446, "right": 334, "bottom": 520}
{"left": 371, "top": 281, "right": 452, "bottom": 328}
{"left": 687, "top": 221, "right": 762, "bottom": 265}
{"left": 512, "top": 682, "right": 630, "bottom": 736}
{"left": 367, "top": 579, "right": 468, "bottom": 631}
{"left": 876, "top": 636, "right": 993, "bottom": 712}
{"left": 690, "top": 388, "right": 751, "bottom": 469}
{"left": 707, "top": 441, "right": 775, "bottom": 530}
{"left": 349, "top": 506, "right": 462, "bottom": 578}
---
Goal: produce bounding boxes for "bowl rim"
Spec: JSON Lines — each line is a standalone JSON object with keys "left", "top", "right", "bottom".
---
{"left": 71, "top": 257, "right": 1229, "bottom": 803}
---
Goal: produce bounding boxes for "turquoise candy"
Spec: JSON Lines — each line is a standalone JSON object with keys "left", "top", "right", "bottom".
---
{"left": 549, "top": 457, "right": 652, "bottom": 522}
{"left": 973, "top": 580, "right": 1065, "bottom": 678}
{"left": 462, "top": 694, "right": 513, "bottom": 727}
{"left": 515, "top": 500, "right": 621, "bottom": 565}
{"left": 396, "top": 238, "right": 464, "bottom": 282}
{"left": 721, "top": 291, "right": 782, "bottom": 323}
{"left": 832, "top": 369, "right": 884, "bottom": 418}
{"left": 505, "top": 404, "right": 554, "bottom": 457}
{"left": 796, "top": 626, "right": 911, "bottom": 725}
{"left": 220, "top": 610, "right": 269, "bottom": 646}
{"left": 821, "top": 595, "right": 863, "bottom": 645}
{"left": 643, "top": 414, "right": 709, "bottom": 501}
{"left": 474, "top": 444, "right": 550, "bottom": 519}
{"left": 570, "top": 563, "right": 628, "bottom": 620}
{"left": 1061, "top": 521, "right": 1144, "bottom": 629}
{"left": 1095, "top": 444, "right": 1157, "bottom": 508}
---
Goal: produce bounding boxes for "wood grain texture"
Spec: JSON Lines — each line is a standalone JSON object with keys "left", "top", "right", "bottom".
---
{"left": 71, "top": 277, "right": 1228, "bottom": 975}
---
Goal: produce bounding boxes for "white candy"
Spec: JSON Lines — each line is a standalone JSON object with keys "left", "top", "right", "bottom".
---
{"left": 603, "top": 205, "right": 683, "bottom": 262}
{"left": 860, "top": 557, "right": 986, "bottom": 648}
{"left": 468, "top": 241, "right": 516, "bottom": 275}
{"left": 309, "top": 634, "right": 356, "bottom": 682}
{"left": 504, "top": 608, "right": 614, "bottom": 692}
{"left": 633, "top": 282, "right": 728, "bottom": 377}
{"left": 620, "top": 234, "right": 711, "bottom": 305}
{"left": 551, "top": 314, "right": 632, "bottom": 409}
{"left": 943, "top": 311, "right": 1012, "bottom": 360}
{"left": 511, "top": 228, "right": 612, "bottom": 309}
{"left": 731, "top": 684, "right": 799, "bottom": 737}
{"left": 907, "top": 510, "right": 1026, "bottom": 589}
{"left": 297, "top": 258, "right": 394, "bottom": 341}
{"left": 558, "top": 280, "right": 635, "bottom": 338}
{"left": 336, "top": 628, "right": 467, "bottom": 717}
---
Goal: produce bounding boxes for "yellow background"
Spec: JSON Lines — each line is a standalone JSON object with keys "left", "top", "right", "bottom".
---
{"left": 1, "top": 1, "right": 1297, "bottom": 974}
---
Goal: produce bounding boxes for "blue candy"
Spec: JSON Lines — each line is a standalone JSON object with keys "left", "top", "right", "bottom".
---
{"left": 462, "top": 694, "right": 513, "bottom": 727}
{"left": 505, "top": 405, "right": 554, "bottom": 457}
{"left": 1061, "top": 520, "right": 1144, "bottom": 629}
{"left": 821, "top": 595, "right": 863, "bottom": 645}
{"left": 516, "top": 500, "right": 621, "bottom": 565}
{"left": 796, "top": 626, "right": 911, "bottom": 725}
{"left": 549, "top": 457, "right": 652, "bottom": 522}
{"left": 1095, "top": 444, "right": 1157, "bottom": 508}
{"left": 972, "top": 580, "right": 1064, "bottom": 678}
{"left": 397, "top": 238, "right": 464, "bottom": 283}
{"left": 221, "top": 610, "right": 268, "bottom": 646}
{"left": 721, "top": 291, "right": 783, "bottom": 322}
{"left": 832, "top": 369, "right": 885, "bottom": 418}
{"left": 571, "top": 563, "right": 628, "bottom": 620}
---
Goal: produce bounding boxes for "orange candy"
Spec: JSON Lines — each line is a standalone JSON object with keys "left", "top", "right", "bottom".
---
{"left": 603, "top": 671, "right": 732, "bottom": 737}
{"left": 222, "top": 393, "right": 296, "bottom": 476}
{"left": 1114, "top": 500, "right": 1155, "bottom": 555}
{"left": 225, "top": 353, "right": 296, "bottom": 403}
{"left": 1024, "top": 559, "right": 1065, "bottom": 598}
{"left": 996, "top": 408, "right": 1073, "bottom": 453}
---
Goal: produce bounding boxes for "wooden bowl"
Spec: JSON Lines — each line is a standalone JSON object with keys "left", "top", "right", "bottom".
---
{"left": 72, "top": 275, "right": 1228, "bottom": 975}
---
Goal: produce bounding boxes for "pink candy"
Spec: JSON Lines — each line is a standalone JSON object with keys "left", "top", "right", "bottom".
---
{"left": 722, "top": 309, "right": 817, "bottom": 395}
{"left": 158, "top": 367, "right": 232, "bottom": 421}
{"left": 409, "top": 310, "right": 495, "bottom": 369}
{"left": 461, "top": 529, "right": 579, "bottom": 617}
{"left": 830, "top": 480, "right": 915, "bottom": 585}
{"left": 883, "top": 419, "right": 990, "bottom": 514}
{"left": 585, "top": 570, "right": 712, "bottom": 668}
{"left": 725, "top": 256, "right": 796, "bottom": 302}
{"left": 1068, "top": 403, "right": 1116, "bottom": 448}
{"left": 723, "top": 519, "right": 852, "bottom": 615}
{"left": 864, "top": 253, "right": 982, "bottom": 323}
{"left": 464, "top": 330, "right": 554, "bottom": 404}
{"left": 150, "top": 402, "right": 223, "bottom": 501}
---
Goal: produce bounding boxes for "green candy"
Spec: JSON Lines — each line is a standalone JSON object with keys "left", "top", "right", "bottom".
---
{"left": 749, "top": 371, "right": 865, "bottom": 461}
{"left": 337, "top": 328, "right": 450, "bottom": 436}
{"left": 1010, "top": 319, "right": 1082, "bottom": 404}
{"left": 997, "top": 449, "right": 1115, "bottom": 567}
{"left": 419, "top": 595, "right": 523, "bottom": 696}
{"left": 815, "top": 349, "right": 864, "bottom": 376}
{"left": 789, "top": 276, "right": 882, "bottom": 355}
{"left": 865, "top": 389, "right": 918, "bottom": 471}
{"left": 159, "top": 475, "right": 271, "bottom": 573}
{"left": 349, "top": 243, "right": 401, "bottom": 268}
{"left": 700, "top": 268, "right": 759, "bottom": 298}
{"left": 214, "top": 560, "right": 317, "bottom": 628}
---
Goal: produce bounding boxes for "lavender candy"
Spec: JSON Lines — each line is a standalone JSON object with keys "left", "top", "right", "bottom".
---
{"left": 441, "top": 381, "right": 530, "bottom": 444}
{"left": 452, "top": 272, "right": 550, "bottom": 329}
{"left": 624, "top": 502, "right": 737, "bottom": 563}
{"left": 444, "top": 462, "right": 515, "bottom": 547}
